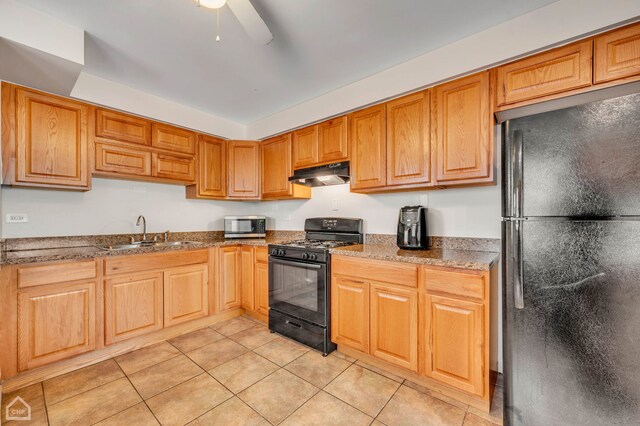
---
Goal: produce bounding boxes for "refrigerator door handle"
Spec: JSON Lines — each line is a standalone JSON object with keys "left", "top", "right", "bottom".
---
{"left": 513, "top": 220, "right": 525, "bottom": 309}
{"left": 512, "top": 130, "right": 524, "bottom": 218}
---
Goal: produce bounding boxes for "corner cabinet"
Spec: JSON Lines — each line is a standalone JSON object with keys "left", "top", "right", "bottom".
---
{"left": 261, "top": 134, "right": 311, "bottom": 200}
{"left": 227, "top": 141, "right": 261, "bottom": 199}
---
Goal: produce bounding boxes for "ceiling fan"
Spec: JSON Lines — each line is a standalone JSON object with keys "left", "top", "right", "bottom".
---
{"left": 195, "top": 0, "right": 273, "bottom": 45}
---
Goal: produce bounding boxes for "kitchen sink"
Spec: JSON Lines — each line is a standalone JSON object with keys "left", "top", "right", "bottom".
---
{"left": 97, "top": 241, "right": 199, "bottom": 251}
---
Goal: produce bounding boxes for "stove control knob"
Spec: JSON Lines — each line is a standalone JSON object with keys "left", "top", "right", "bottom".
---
{"left": 310, "top": 253, "right": 317, "bottom": 260}
{"left": 301, "top": 253, "right": 309, "bottom": 260}
{"left": 278, "top": 249, "right": 286, "bottom": 256}
{"left": 270, "top": 248, "right": 278, "bottom": 256}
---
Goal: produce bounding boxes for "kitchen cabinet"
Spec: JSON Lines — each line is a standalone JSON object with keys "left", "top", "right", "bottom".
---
{"left": 152, "top": 122, "right": 196, "bottom": 155}
{"left": 163, "top": 264, "right": 209, "bottom": 327}
{"left": 330, "top": 275, "right": 370, "bottom": 353}
{"left": 104, "top": 272, "right": 163, "bottom": 345}
{"left": 17, "top": 280, "right": 96, "bottom": 371}
{"left": 3, "top": 84, "right": 90, "bottom": 190}
{"left": 433, "top": 72, "right": 493, "bottom": 185}
{"left": 594, "top": 22, "right": 640, "bottom": 84}
{"left": 370, "top": 283, "right": 418, "bottom": 371}
{"left": 241, "top": 246, "right": 255, "bottom": 310}
{"left": 496, "top": 40, "right": 593, "bottom": 106}
{"left": 186, "top": 135, "right": 227, "bottom": 199}
{"left": 95, "top": 109, "right": 151, "bottom": 146}
{"left": 151, "top": 153, "right": 195, "bottom": 182}
{"left": 255, "top": 254, "right": 270, "bottom": 317}
{"left": 95, "top": 143, "right": 152, "bottom": 177}
{"left": 292, "top": 125, "right": 318, "bottom": 169}
{"left": 349, "top": 104, "right": 387, "bottom": 190}
{"left": 227, "top": 140, "right": 260, "bottom": 199}
{"left": 219, "top": 246, "right": 242, "bottom": 311}
{"left": 261, "top": 134, "right": 311, "bottom": 200}
{"left": 317, "top": 116, "right": 349, "bottom": 164}
{"left": 386, "top": 91, "right": 431, "bottom": 187}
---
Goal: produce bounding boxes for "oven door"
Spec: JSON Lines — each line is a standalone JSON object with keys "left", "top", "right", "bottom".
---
{"left": 269, "top": 256, "right": 327, "bottom": 326}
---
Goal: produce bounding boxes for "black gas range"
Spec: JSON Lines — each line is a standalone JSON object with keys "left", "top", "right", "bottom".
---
{"left": 268, "top": 217, "right": 363, "bottom": 355}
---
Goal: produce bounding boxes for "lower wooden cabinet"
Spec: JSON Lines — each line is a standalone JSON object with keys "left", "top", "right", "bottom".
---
{"left": 219, "top": 246, "right": 242, "bottom": 311}
{"left": 241, "top": 246, "right": 255, "bottom": 310}
{"left": 255, "top": 260, "right": 269, "bottom": 317}
{"left": 17, "top": 280, "right": 96, "bottom": 371}
{"left": 331, "top": 275, "right": 370, "bottom": 353}
{"left": 104, "top": 272, "right": 163, "bottom": 345}
{"left": 163, "top": 264, "right": 209, "bottom": 327}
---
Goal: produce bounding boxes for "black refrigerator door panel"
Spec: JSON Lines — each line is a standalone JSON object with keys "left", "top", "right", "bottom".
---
{"left": 504, "top": 219, "right": 640, "bottom": 426}
{"left": 506, "top": 93, "right": 640, "bottom": 218}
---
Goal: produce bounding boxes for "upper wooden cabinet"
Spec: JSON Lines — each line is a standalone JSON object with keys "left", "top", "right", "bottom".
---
{"left": 152, "top": 123, "right": 196, "bottom": 155}
{"left": 433, "top": 72, "right": 493, "bottom": 185}
{"left": 292, "top": 125, "right": 319, "bottom": 169}
{"left": 386, "top": 91, "right": 431, "bottom": 186}
{"left": 187, "top": 135, "right": 227, "bottom": 199}
{"left": 496, "top": 40, "right": 593, "bottom": 106}
{"left": 95, "top": 143, "right": 152, "bottom": 177}
{"left": 95, "top": 109, "right": 151, "bottom": 146}
{"left": 261, "top": 134, "right": 311, "bottom": 200}
{"left": 2, "top": 84, "right": 91, "bottom": 190}
{"left": 349, "top": 104, "right": 387, "bottom": 190}
{"left": 228, "top": 140, "right": 261, "bottom": 199}
{"left": 152, "top": 153, "right": 195, "bottom": 183}
{"left": 594, "top": 22, "right": 640, "bottom": 84}
{"left": 318, "top": 116, "right": 349, "bottom": 164}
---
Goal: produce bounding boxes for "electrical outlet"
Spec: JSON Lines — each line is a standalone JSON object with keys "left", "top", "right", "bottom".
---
{"left": 6, "top": 213, "right": 28, "bottom": 223}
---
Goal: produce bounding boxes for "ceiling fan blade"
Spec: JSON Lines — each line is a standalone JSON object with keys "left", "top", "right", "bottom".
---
{"left": 226, "top": 0, "right": 273, "bottom": 45}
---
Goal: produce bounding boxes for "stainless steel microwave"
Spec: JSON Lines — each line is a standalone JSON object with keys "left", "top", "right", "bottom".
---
{"left": 224, "top": 215, "right": 266, "bottom": 238}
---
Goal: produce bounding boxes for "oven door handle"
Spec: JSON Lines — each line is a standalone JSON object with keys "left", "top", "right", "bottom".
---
{"left": 269, "top": 258, "right": 324, "bottom": 269}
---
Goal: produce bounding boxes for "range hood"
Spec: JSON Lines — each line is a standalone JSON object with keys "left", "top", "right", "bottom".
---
{"left": 288, "top": 162, "right": 350, "bottom": 187}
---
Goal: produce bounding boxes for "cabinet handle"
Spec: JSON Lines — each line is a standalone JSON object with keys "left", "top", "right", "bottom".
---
{"left": 285, "top": 320, "right": 302, "bottom": 328}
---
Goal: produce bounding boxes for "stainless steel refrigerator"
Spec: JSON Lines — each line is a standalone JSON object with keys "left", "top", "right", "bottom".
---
{"left": 502, "top": 92, "right": 640, "bottom": 425}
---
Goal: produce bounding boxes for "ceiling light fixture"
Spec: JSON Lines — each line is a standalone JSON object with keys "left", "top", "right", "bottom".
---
{"left": 195, "top": 0, "right": 226, "bottom": 42}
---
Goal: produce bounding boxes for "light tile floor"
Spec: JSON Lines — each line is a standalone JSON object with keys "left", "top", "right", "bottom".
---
{"left": 0, "top": 316, "right": 503, "bottom": 425}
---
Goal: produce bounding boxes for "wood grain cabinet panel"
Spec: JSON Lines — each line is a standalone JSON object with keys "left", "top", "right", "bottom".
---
{"left": 292, "top": 125, "right": 319, "bottom": 169}
{"left": 105, "top": 272, "right": 163, "bottom": 345}
{"left": 261, "top": 134, "right": 293, "bottom": 199}
{"left": 228, "top": 141, "right": 260, "bottom": 199}
{"left": 164, "top": 264, "right": 208, "bottom": 327}
{"left": 331, "top": 275, "right": 369, "bottom": 353}
{"left": 219, "top": 246, "right": 242, "bottom": 311}
{"left": 594, "top": 23, "right": 640, "bottom": 84}
{"left": 255, "top": 259, "right": 270, "bottom": 316}
{"left": 349, "top": 104, "right": 387, "bottom": 190}
{"left": 241, "top": 246, "right": 255, "bottom": 310}
{"left": 17, "top": 281, "right": 96, "bottom": 371}
{"left": 370, "top": 283, "right": 418, "bottom": 371}
{"left": 151, "top": 123, "right": 196, "bottom": 155}
{"left": 434, "top": 71, "right": 493, "bottom": 184}
{"left": 17, "top": 260, "right": 96, "bottom": 288}
{"left": 187, "top": 135, "right": 226, "bottom": 199}
{"left": 496, "top": 40, "right": 593, "bottom": 106}
{"left": 318, "top": 116, "right": 348, "bottom": 164}
{"left": 95, "top": 109, "right": 151, "bottom": 145}
{"left": 386, "top": 91, "right": 430, "bottom": 186}
{"left": 423, "top": 294, "right": 484, "bottom": 397}
{"left": 95, "top": 143, "right": 152, "bottom": 176}
{"left": 14, "top": 87, "right": 90, "bottom": 189}
{"left": 152, "top": 153, "right": 195, "bottom": 183}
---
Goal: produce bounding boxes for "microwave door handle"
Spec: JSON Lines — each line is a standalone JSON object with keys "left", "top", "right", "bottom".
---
{"left": 270, "top": 258, "right": 324, "bottom": 269}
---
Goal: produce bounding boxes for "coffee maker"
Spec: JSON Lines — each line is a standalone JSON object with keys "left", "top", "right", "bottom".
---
{"left": 397, "top": 206, "right": 428, "bottom": 250}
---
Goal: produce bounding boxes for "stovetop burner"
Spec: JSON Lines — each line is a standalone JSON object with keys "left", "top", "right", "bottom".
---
{"left": 280, "top": 239, "right": 357, "bottom": 249}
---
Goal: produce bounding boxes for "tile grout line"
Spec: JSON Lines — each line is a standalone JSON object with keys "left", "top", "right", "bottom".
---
{"left": 111, "top": 356, "right": 164, "bottom": 426}
{"left": 372, "top": 380, "right": 403, "bottom": 423}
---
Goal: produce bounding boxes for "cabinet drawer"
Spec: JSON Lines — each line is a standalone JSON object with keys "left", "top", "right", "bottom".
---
{"left": 17, "top": 260, "right": 97, "bottom": 288}
{"left": 95, "top": 143, "right": 152, "bottom": 176}
{"left": 423, "top": 268, "right": 485, "bottom": 301}
{"left": 256, "top": 247, "right": 269, "bottom": 263}
{"left": 105, "top": 249, "right": 209, "bottom": 275}
{"left": 152, "top": 153, "right": 195, "bottom": 182}
{"left": 332, "top": 255, "right": 417, "bottom": 288}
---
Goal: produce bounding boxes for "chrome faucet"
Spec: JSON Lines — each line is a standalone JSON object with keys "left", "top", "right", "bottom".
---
{"left": 136, "top": 215, "right": 147, "bottom": 241}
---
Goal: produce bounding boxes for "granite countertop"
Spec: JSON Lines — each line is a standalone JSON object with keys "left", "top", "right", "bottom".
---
{"left": 330, "top": 244, "right": 499, "bottom": 271}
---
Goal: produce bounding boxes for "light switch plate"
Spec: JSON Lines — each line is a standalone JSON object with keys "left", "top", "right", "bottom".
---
{"left": 331, "top": 199, "right": 339, "bottom": 211}
{"left": 6, "top": 213, "right": 28, "bottom": 223}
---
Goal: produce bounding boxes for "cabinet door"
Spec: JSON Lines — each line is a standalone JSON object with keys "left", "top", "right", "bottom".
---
{"left": 331, "top": 275, "right": 369, "bottom": 353}
{"left": 255, "top": 261, "right": 269, "bottom": 316}
{"left": 423, "top": 294, "right": 484, "bottom": 396}
{"left": 594, "top": 23, "right": 640, "bottom": 84}
{"left": 95, "top": 143, "right": 152, "bottom": 177}
{"left": 496, "top": 40, "right": 593, "bottom": 106}
{"left": 434, "top": 72, "right": 493, "bottom": 184}
{"left": 15, "top": 87, "right": 89, "bottom": 189}
{"left": 241, "top": 246, "right": 255, "bottom": 310}
{"left": 318, "top": 116, "right": 348, "bottom": 164}
{"left": 164, "top": 264, "right": 209, "bottom": 327}
{"left": 219, "top": 247, "right": 242, "bottom": 311}
{"left": 386, "top": 91, "right": 431, "bottom": 186}
{"left": 95, "top": 109, "right": 151, "bottom": 145}
{"left": 261, "top": 134, "right": 293, "bottom": 199}
{"left": 349, "top": 104, "right": 387, "bottom": 190}
{"left": 292, "top": 125, "right": 318, "bottom": 169}
{"left": 370, "top": 283, "right": 418, "bottom": 371}
{"left": 17, "top": 281, "right": 96, "bottom": 371}
{"left": 195, "top": 135, "right": 226, "bottom": 198}
{"left": 228, "top": 141, "right": 260, "bottom": 199}
{"left": 152, "top": 153, "right": 195, "bottom": 182}
{"left": 105, "top": 272, "right": 163, "bottom": 345}
{"left": 151, "top": 123, "right": 196, "bottom": 154}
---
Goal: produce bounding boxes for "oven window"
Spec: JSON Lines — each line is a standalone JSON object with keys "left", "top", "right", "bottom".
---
{"left": 271, "top": 262, "right": 320, "bottom": 312}
{"left": 226, "top": 219, "right": 253, "bottom": 233}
